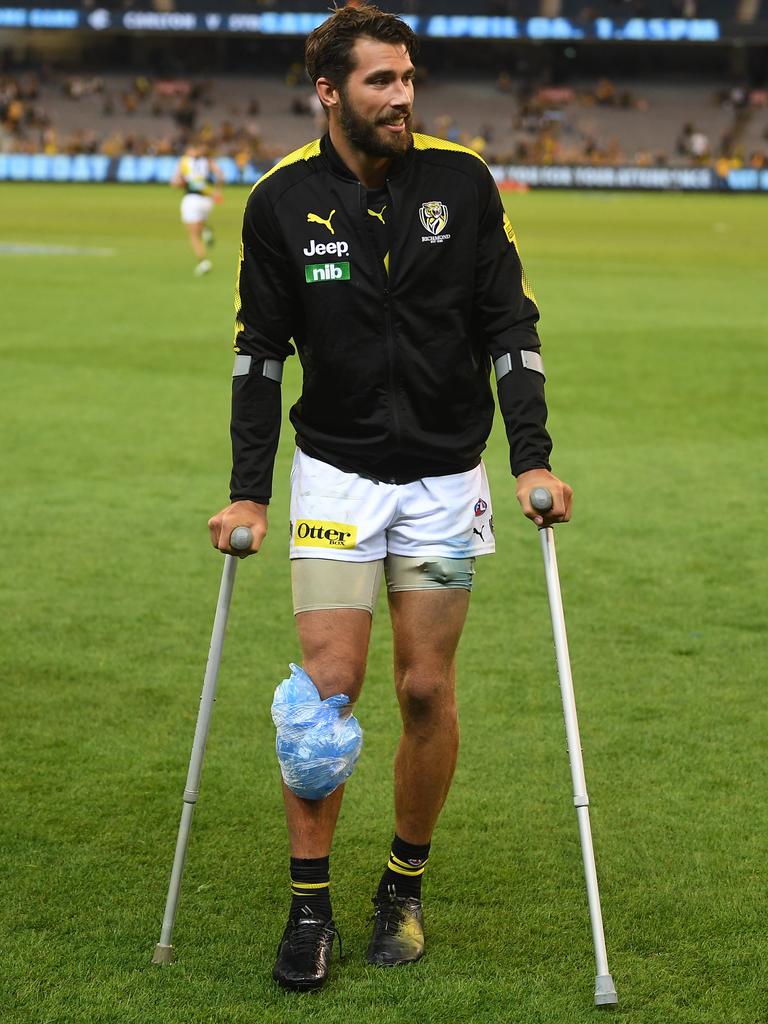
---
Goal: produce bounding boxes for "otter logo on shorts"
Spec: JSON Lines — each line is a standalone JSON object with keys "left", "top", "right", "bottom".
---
{"left": 293, "top": 519, "right": 357, "bottom": 549}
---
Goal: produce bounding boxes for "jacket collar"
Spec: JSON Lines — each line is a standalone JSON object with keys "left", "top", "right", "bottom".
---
{"left": 320, "top": 132, "right": 414, "bottom": 184}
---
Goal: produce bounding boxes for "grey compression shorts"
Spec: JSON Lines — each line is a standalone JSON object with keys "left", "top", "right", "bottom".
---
{"left": 291, "top": 555, "right": 477, "bottom": 615}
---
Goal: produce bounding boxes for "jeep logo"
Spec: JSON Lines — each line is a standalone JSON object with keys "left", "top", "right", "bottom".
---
{"left": 303, "top": 239, "right": 350, "bottom": 257}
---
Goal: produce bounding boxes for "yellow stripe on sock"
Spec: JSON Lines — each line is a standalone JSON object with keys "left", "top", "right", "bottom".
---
{"left": 388, "top": 859, "right": 425, "bottom": 877}
{"left": 291, "top": 881, "right": 330, "bottom": 890}
{"left": 388, "top": 863, "right": 425, "bottom": 877}
{"left": 390, "top": 853, "right": 429, "bottom": 871}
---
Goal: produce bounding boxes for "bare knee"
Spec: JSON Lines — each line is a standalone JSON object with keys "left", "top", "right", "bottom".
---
{"left": 303, "top": 657, "right": 366, "bottom": 703}
{"left": 396, "top": 671, "right": 456, "bottom": 730}
{"left": 297, "top": 608, "right": 371, "bottom": 704}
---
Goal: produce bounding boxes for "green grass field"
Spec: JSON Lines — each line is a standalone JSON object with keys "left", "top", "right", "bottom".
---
{"left": 1, "top": 183, "right": 766, "bottom": 1023}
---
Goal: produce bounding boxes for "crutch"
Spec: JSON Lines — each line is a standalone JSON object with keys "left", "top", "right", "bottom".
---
{"left": 152, "top": 525, "right": 253, "bottom": 965}
{"left": 529, "top": 487, "right": 618, "bottom": 1008}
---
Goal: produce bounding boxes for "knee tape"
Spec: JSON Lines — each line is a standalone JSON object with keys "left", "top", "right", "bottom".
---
{"left": 271, "top": 663, "right": 363, "bottom": 800}
{"left": 291, "top": 557, "right": 383, "bottom": 614}
{"left": 385, "top": 555, "right": 476, "bottom": 592}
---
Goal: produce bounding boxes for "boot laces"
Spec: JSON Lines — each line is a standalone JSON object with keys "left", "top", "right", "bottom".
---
{"left": 371, "top": 886, "right": 410, "bottom": 935}
{"left": 281, "top": 907, "right": 342, "bottom": 959}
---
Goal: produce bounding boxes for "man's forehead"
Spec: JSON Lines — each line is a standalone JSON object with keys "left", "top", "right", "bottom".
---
{"left": 350, "top": 37, "right": 414, "bottom": 75}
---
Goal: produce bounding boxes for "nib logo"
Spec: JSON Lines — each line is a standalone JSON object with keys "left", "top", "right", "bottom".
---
{"left": 305, "top": 261, "right": 350, "bottom": 283}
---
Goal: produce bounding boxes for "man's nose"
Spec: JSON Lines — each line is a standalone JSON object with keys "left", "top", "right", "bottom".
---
{"left": 389, "top": 81, "right": 412, "bottom": 109}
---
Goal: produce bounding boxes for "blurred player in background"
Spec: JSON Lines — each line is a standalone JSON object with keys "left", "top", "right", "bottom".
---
{"left": 171, "top": 141, "right": 223, "bottom": 276}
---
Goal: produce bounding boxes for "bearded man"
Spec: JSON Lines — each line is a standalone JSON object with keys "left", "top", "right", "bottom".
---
{"left": 208, "top": 2, "right": 572, "bottom": 993}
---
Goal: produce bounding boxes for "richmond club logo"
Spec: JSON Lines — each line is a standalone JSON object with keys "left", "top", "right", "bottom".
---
{"left": 419, "top": 201, "right": 449, "bottom": 236}
{"left": 419, "top": 201, "right": 451, "bottom": 244}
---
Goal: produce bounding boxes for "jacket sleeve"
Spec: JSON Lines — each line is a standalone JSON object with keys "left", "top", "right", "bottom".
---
{"left": 229, "top": 186, "right": 297, "bottom": 504}
{"left": 473, "top": 167, "right": 553, "bottom": 476}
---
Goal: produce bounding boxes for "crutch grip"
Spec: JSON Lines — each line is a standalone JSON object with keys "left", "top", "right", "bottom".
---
{"left": 229, "top": 526, "right": 253, "bottom": 551}
{"left": 530, "top": 487, "right": 553, "bottom": 513}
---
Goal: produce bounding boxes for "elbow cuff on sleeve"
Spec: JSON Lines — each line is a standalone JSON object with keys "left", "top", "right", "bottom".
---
{"left": 496, "top": 369, "right": 553, "bottom": 476}
{"left": 229, "top": 371, "right": 282, "bottom": 502}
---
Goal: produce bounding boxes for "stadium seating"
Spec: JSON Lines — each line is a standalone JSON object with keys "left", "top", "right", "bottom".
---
{"left": 3, "top": 70, "right": 766, "bottom": 168}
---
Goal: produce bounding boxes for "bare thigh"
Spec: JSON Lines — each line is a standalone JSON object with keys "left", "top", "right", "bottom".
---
{"left": 294, "top": 607, "right": 372, "bottom": 701}
{"left": 389, "top": 588, "right": 470, "bottom": 694}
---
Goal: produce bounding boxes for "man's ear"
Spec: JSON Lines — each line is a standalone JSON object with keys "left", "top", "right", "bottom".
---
{"left": 315, "top": 77, "right": 339, "bottom": 113}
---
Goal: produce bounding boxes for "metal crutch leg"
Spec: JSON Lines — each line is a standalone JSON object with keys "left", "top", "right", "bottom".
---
{"left": 152, "top": 526, "right": 253, "bottom": 965}
{"left": 530, "top": 488, "right": 618, "bottom": 1008}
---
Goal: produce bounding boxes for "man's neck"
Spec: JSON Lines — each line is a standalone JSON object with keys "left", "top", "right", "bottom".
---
{"left": 328, "top": 123, "right": 392, "bottom": 189}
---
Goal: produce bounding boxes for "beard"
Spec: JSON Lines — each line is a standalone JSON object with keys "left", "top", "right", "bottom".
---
{"left": 337, "top": 87, "right": 412, "bottom": 158}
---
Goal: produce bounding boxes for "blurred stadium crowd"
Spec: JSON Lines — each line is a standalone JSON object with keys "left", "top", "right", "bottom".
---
{"left": 2, "top": 65, "right": 766, "bottom": 172}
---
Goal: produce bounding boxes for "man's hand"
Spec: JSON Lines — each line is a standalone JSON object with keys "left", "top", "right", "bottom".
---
{"left": 207, "top": 500, "right": 268, "bottom": 557}
{"left": 516, "top": 469, "right": 573, "bottom": 527}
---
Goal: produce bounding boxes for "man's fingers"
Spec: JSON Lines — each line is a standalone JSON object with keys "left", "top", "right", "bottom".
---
{"left": 525, "top": 486, "right": 570, "bottom": 525}
{"left": 207, "top": 515, "right": 222, "bottom": 549}
{"left": 208, "top": 501, "right": 268, "bottom": 556}
{"left": 562, "top": 485, "right": 574, "bottom": 523}
{"left": 217, "top": 523, "right": 266, "bottom": 556}
{"left": 517, "top": 476, "right": 573, "bottom": 527}
{"left": 545, "top": 490, "right": 567, "bottom": 525}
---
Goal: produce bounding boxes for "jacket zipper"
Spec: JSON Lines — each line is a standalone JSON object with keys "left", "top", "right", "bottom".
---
{"left": 360, "top": 183, "right": 402, "bottom": 465}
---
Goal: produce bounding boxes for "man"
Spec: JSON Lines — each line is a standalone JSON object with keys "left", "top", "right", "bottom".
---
{"left": 171, "top": 140, "right": 223, "bottom": 276}
{"left": 208, "top": 2, "right": 572, "bottom": 993}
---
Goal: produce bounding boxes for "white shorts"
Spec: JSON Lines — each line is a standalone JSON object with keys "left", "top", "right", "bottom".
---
{"left": 289, "top": 449, "right": 495, "bottom": 561}
{"left": 180, "top": 193, "right": 213, "bottom": 224}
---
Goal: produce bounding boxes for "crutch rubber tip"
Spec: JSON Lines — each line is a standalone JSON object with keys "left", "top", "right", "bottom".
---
{"left": 594, "top": 973, "right": 618, "bottom": 1008}
{"left": 530, "top": 487, "right": 553, "bottom": 512}
{"left": 229, "top": 526, "right": 253, "bottom": 551}
{"left": 151, "top": 943, "right": 174, "bottom": 965}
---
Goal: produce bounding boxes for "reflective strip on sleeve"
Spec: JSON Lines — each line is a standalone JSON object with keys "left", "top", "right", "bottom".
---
{"left": 494, "top": 350, "right": 545, "bottom": 382}
{"left": 232, "top": 355, "right": 283, "bottom": 382}
{"left": 262, "top": 358, "right": 283, "bottom": 383}
{"left": 493, "top": 353, "right": 513, "bottom": 381}
{"left": 521, "top": 350, "right": 545, "bottom": 376}
{"left": 233, "top": 354, "right": 251, "bottom": 376}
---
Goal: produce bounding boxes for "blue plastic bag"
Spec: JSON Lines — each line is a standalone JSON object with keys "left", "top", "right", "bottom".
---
{"left": 271, "top": 664, "right": 363, "bottom": 800}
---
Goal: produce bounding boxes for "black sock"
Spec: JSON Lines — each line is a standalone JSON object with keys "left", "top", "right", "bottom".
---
{"left": 376, "top": 834, "right": 431, "bottom": 901}
{"left": 290, "top": 856, "right": 332, "bottom": 921}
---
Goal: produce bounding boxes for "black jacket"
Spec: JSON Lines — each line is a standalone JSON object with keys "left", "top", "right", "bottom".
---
{"left": 230, "top": 132, "right": 552, "bottom": 503}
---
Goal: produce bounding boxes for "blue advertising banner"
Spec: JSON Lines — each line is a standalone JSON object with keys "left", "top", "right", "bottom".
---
{"left": 0, "top": 7, "right": 722, "bottom": 41}
{"left": 2, "top": 154, "right": 767, "bottom": 192}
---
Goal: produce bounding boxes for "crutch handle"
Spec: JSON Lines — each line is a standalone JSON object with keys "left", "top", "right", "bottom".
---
{"left": 530, "top": 487, "right": 553, "bottom": 513}
{"left": 229, "top": 526, "right": 253, "bottom": 551}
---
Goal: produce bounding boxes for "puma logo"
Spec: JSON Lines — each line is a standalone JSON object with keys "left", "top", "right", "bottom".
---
{"left": 307, "top": 209, "right": 336, "bottom": 235}
{"left": 473, "top": 526, "right": 486, "bottom": 541}
{"left": 368, "top": 205, "right": 387, "bottom": 225}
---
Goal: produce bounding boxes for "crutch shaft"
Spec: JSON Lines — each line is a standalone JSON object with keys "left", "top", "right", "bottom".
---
{"left": 152, "top": 552, "right": 240, "bottom": 964}
{"left": 537, "top": 525, "right": 617, "bottom": 1007}
{"left": 538, "top": 528, "right": 588, "bottom": 803}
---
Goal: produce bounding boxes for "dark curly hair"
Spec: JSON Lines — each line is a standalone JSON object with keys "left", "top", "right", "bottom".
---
{"left": 305, "top": 3, "right": 418, "bottom": 88}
